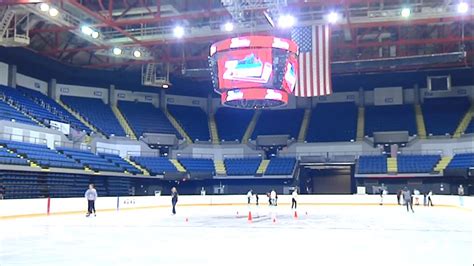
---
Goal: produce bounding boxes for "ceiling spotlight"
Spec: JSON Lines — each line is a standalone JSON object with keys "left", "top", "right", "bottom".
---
{"left": 173, "top": 26, "right": 185, "bottom": 38}
{"left": 325, "top": 12, "right": 340, "bottom": 24}
{"left": 39, "top": 3, "right": 50, "bottom": 12}
{"left": 112, "top": 47, "right": 122, "bottom": 55}
{"left": 457, "top": 2, "right": 469, "bottom": 14}
{"left": 133, "top": 50, "right": 142, "bottom": 58}
{"left": 277, "top": 14, "right": 296, "bottom": 29}
{"left": 224, "top": 22, "right": 234, "bottom": 32}
{"left": 81, "top": 25, "right": 93, "bottom": 35}
{"left": 162, "top": 84, "right": 169, "bottom": 89}
{"left": 91, "top": 31, "right": 100, "bottom": 39}
{"left": 401, "top": 7, "right": 411, "bottom": 17}
{"left": 48, "top": 7, "right": 59, "bottom": 17}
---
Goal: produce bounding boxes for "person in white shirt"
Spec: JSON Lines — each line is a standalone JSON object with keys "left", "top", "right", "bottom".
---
{"left": 458, "top": 185, "right": 465, "bottom": 206}
{"left": 270, "top": 190, "right": 277, "bottom": 206}
{"left": 291, "top": 189, "right": 298, "bottom": 209}
{"left": 247, "top": 189, "right": 253, "bottom": 205}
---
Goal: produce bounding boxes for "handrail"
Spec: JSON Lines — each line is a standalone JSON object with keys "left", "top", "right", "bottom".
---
{"left": 0, "top": 132, "right": 47, "bottom": 145}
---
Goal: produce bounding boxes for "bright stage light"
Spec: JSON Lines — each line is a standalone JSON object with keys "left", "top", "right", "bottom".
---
{"left": 223, "top": 22, "right": 234, "bottom": 32}
{"left": 401, "top": 7, "right": 411, "bottom": 17}
{"left": 49, "top": 7, "right": 59, "bottom": 17}
{"left": 162, "top": 84, "right": 169, "bottom": 89}
{"left": 325, "top": 12, "right": 340, "bottom": 24}
{"left": 81, "top": 25, "right": 93, "bottom": 35}
{"left": 457, "top": 2, "right": 469, "bottom": 14}
{"left": 133, "top": 50, "right": 142, "bottom": 58}
{"left": 112, "top": 47, "right": 122, "bottom": 55}
{"left": 277, "top": 14, "right": 296, "bottom": 29}
{"left": 173, "top": 26, "right": 185, "bottom": 38}
{"left": 91, "top": 31, "right": 100, "bottom": 39}
{"left": 39, "top": 3, "right": 50, "bottom": 12}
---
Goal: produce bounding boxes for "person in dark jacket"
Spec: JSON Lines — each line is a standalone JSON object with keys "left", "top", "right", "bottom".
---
{"left": 402, "top": 187, "right": 414, "bottom": 213}
{"left": 171, "top": 187, "right": 178, "bottom": 215}
{"left": 397, "top": 190, "right": 402, "bottom": 205}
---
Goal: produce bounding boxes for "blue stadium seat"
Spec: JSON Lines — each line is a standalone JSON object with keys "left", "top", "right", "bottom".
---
{"left": 215, "top": 108, "right": 254, "bottom": 142}
{"left": 422, "top": 97, "right": 470, "bottom": 136}
{"left": 61, "top": 96, "right": 125, "bottom": 137}
{"left": 224, "top": 158, "right": 261, "bottom": 175}
{"left": 447, "top": 153, "right": 474, "bottom": 169}
{"left": 100, "top": 153, "right": 142, "bottom": 174}
{"left": 464, "top": 119, "right": 474, "bottom": 134}
{"left": 178, "top": 158, "right": 214, "bottom": 173}
{"left": 358, "top": 155, "right": 387, "bottom": 174}
{"left": 252, "top": 109, "right": 304, "bottom": 139}
{"left": 118, "top": 101, "right": 180, "bottom": 138}
{"left": 265, "top": 157, "right": 296, "bottom": 175}
{"left": 0, "top": 99, "right": 36, "bottom": 126}
{"left": 306, "top": 102, "right": 357, "bottom": 142}
{"left": 131, "top": 156, "right": 178, "bottom": 175}
{"left": 397, "top": 155, "right": 440, "bottom": 173}
{"left": 58, "top": 147, "right": 124, "bottom": 172}
{"left": 168, "top": 105, "right": 210, "bottom": 142}
{"left": 365, "top": 104, "right": 417, "bottom": 136}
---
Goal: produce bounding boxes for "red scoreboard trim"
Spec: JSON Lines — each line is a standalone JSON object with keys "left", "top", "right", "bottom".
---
{"left": 210, "top": 36, "right": 298, "bottom": 56}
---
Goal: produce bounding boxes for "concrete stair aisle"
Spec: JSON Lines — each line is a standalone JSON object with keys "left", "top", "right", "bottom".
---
{"left": 163, "top": 108, "right": 193, "bottom": 143}
{"left": 414, "top": 104, "right": 427, "bottom": 139}
{"left": 170, "top": 159, "right": 186, "bottom": 172}
{"left": 434, "top": 156, "right": 452, "bottom": 173}
{"left": 124, "top": 158, "right": 149, "bottom": 176}
{"left": 387, "top": 157, "right": 397, "bottom": 173}
{"left": 256, "top": 159, "right": 269, "bottom": 175}
{"left": 297, "top": 108, "right": 312, "bottom": 142}
{"left": 214, "top": 160, "right": 226, "bottom": 175}
{"left": 356, "top": 106, "right": 365, "bottom": 141}
{"left": 242, "top": 110, "right": 261, "bottom": 144}
{"left": 209, "top": 112, "right": 220, "bottom": 144}
{"left": 454, "top": 104, "right": 474, "bottom": 138}
{"left": 111, "top": 105, "right": 137, "bottom": 140}
{"left": 58, "top": 100, "right": 102, "bottom": 136}
{"left": 0, "top": 8, "right": 14, "bottom": 38}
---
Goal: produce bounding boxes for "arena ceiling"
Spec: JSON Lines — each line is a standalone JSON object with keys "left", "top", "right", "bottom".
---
{"left": 0, "top": 0, "right": 473, "bottom": 77}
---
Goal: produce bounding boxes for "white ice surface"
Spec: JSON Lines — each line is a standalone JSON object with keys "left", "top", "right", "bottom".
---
{"left": 0, "top": 204, "right": 471, "bottom": 266}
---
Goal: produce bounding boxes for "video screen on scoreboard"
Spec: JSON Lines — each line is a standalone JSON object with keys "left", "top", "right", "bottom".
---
{"left": 216, "top": 48, "right": 275, "bottom": 90}
{"left": 281, "top": 53, "right": 298, "bottom": 94}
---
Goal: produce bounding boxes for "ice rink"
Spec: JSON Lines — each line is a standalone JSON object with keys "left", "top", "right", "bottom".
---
{"left": 0, "top": 204, "right": 471, "bottom": 266}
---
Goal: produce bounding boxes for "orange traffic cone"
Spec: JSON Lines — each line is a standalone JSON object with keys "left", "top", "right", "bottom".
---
{"left": 294, "top": 210, "right": 298, "bottom": 219}
{"left": 248, "top": 211, "right": 252, "bottom": 222}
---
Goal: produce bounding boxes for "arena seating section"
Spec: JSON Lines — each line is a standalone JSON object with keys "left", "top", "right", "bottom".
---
{"left": 178, "top": 158, "right": 215, "bottom": 174}
{"left": 0, "top": 99, "right": 36, "bottom": 126}
{"left": 58, "top": 147, "right": 126, "bottom": 172}
{"left": 465, "top": 119, "right": 474, "bottom": 134}
{"left": 397, "top": 155, "right": 440, "bottom": 173}
{"left": 61, "top": 96, "right": 125, "bottom": 137}
{"left": 167, "top": 105, "right": 210, "bottom": 142}
{"left": 265, "top": 158, "right": 296, "bottom": 175}
{"left": 118, "top": 101, "right": 180, "bottom": 138}
{"left": 306, "top": 102, "right": 357, "bottom": 142}
{"left": 422, "top": 97, "right": 470, "bottom": 135}
{"left": 1, "top": 140, "right": 83, "bottom": 169}
{"left": 252, "top": 109, "right": 304, "bottom": 139}
{"left": 0, "top": 86, "right": 89, "bottom": 132}
{"left": 447, "top": 153, "right": 474, "bottom": 169}
{"left": 100, "top": 153, "right": 142, "bottom": 174}
{"left": 130, "top": 156, "right": 178, "bottom": 175}
{"left": 224, "top": 158, "right": 261, "bottom": 175}
{"left": 357, "top": 155, "right": 387, "bottom": 174}
{"left": 0, "top": 145, "right": 29, "bottom": 166}
{"left": 215, "top": 108, "right": 254, "bottom": 142}
{"left": 365, "top": 104, "right": 417, "bottom": 136}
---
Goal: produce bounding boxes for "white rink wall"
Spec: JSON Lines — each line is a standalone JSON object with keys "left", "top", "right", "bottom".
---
{"left": 0, "top": 195, "right": 472, "bottom": 218}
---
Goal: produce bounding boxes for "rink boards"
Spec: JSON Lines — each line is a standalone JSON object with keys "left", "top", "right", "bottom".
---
{"left": 0, "top": 194, "right": 472, "bottom": 219}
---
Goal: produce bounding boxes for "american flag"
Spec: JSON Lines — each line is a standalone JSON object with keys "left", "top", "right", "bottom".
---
{"left": 291, "top": 25, "right": 332, "bottom": 97}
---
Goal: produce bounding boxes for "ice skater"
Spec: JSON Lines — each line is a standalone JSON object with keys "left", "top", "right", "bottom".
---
{"left": 255, "top": 193, "right": 259, "bottom": 206}
{"left": 85, "top": 184, "right": 97, "bottom": 217}
{"left": 247, "top": 189, "right": 253, "bottom": 205}
{"left": 402, "top": 187, "right": 414, "bottom": 213}
{"left": 291, "top": 189, "right": 298, "bottom": 209}
{"left": 427, "top": 190, "right": 433, "bottom": 207}
{"left": 397, "top": 190, "right": 402, "bottom": 205}
{"left": 270, "top": 189, "right": 277, "bottom": 206}
{"left": 379, "top": 188, "right": 384, "bottom": 205}
{"left": 458, "top": 185, "right": 465, "bottom": 206}
{"left": 171, "top": 187, "right": 178, "bottom": 215}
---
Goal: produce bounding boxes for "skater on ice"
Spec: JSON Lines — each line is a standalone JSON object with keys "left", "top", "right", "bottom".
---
{"left": 85, "top": 184, "right": 97, "bottom": 217}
